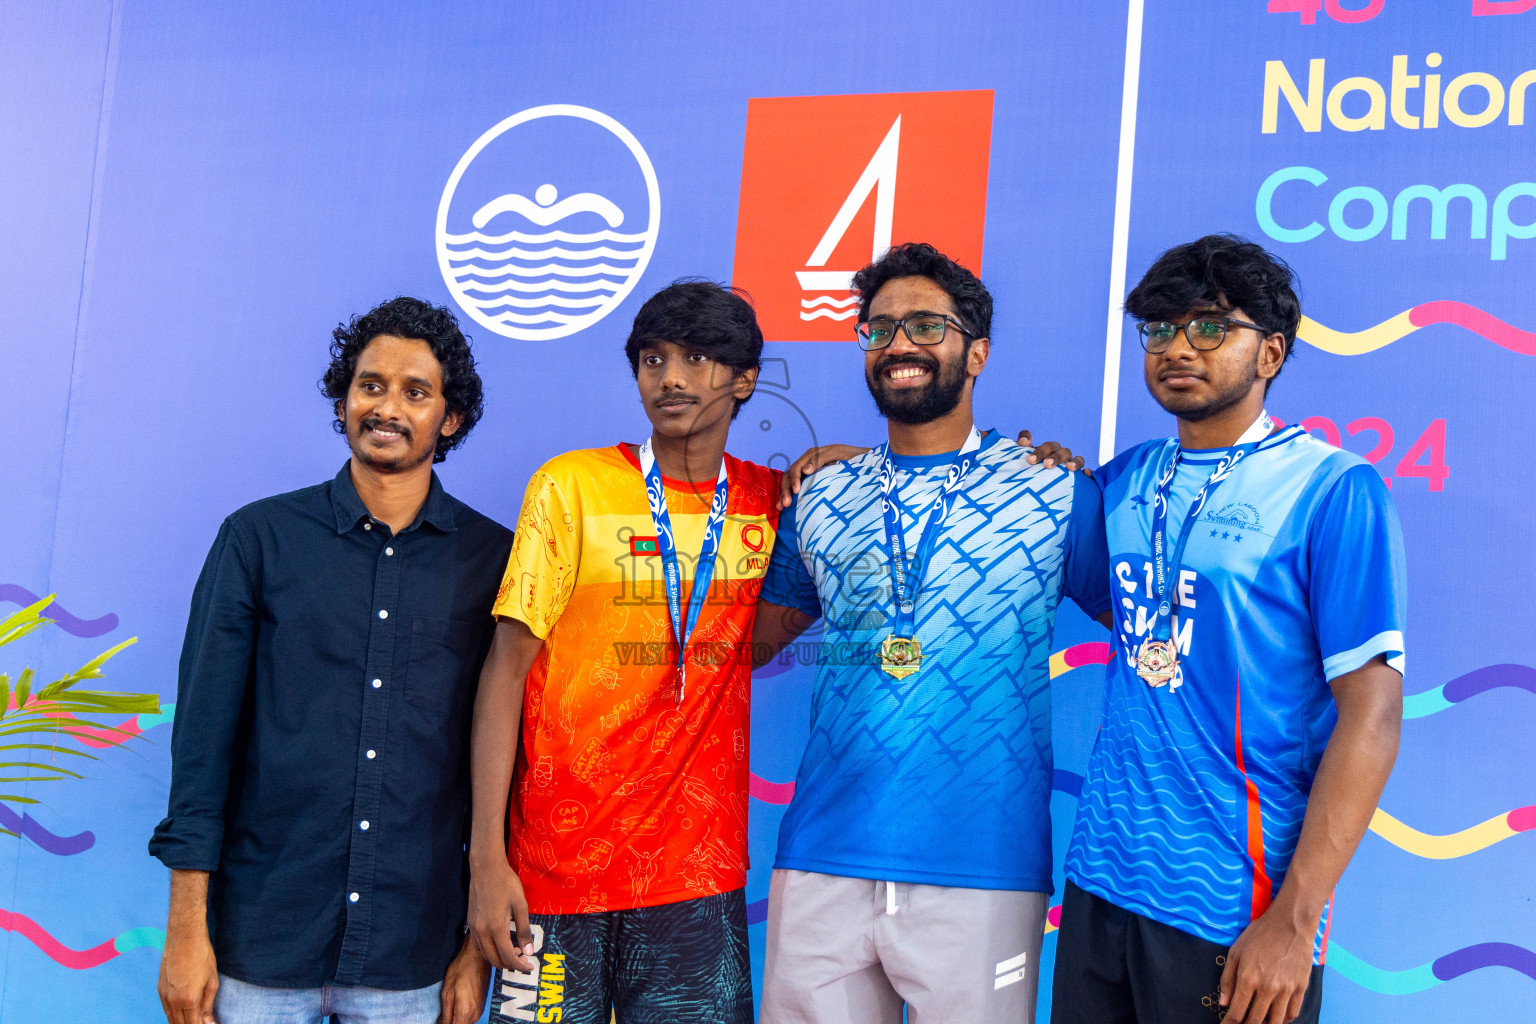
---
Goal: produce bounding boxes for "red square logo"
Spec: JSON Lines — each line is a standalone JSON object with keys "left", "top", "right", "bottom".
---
{"left": 732, "top": 90, "right": 994, "bottom": 342}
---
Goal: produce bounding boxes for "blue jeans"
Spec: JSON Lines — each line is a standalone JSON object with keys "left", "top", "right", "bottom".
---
{"left": 213, "top": 974, "right": 442, "bottom": 1024}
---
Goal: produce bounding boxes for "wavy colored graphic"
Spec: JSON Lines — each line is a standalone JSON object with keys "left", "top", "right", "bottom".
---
{"left": 1299, "top": 302, "right": 1536, "bottom": 357}
{"left": 0, "top": 908, "right": 162, "bottom": 969}
{"left": 0, "top": 585, "right": 118, "bottom": 638}
{"left": 1403, "top": 664, "right": 1536, "bottom": 719}
{"left": 0, "top": 804, "right": 95, "bottom": 855}
{"left": 746, "top": 897, "right": 768, "bottom": 926}
{"left": 59, "top": 702, "right": 175, "bottom": 749}
{"left": 1045, "top": 903, "right": 1062, "bottom": 934}
{"left": 1052, "top": 770, "right": 1085, "bottom": 799}
{"left": 1329, "top": 941, "right": 1536, "bottom": 994}
{"left": 1049, "top": 642, "right": 1111, "bottom": 679}
{"left": 749, "top": 773, "right": 795, "bottom": 805}
{"left": 1369, "top": 804, "right": 1536, "bottom": 859}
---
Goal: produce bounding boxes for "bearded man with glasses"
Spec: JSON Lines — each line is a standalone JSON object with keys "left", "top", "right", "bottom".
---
{"left": 750, "top": 242, "right": 1112, "bottom": 1024}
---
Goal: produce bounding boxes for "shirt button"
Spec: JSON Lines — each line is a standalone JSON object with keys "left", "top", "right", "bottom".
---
{"left": 385, "top": 547, "right": 394, "bottom": 556}
{"left": 349, "top": 892, "right": 359, "bottom": 903}
{"left": 364, "top": 523, "right": 372, "bottom": 531}
{"left": 371, "top": 679, "right": 382, "bottom": 689}
{"left": 360, "top": 820, "right": 370, "bottom": 831}
{"left": 378, "top": 609, "right": 388, "bottom": 619}
{"left": 366, "top": 749, "right": 376, "bottom": 759}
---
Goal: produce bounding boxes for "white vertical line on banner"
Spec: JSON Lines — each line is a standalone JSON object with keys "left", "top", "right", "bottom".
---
{"left": 1099, "top": 0, "right": 1147, "bottom": 466}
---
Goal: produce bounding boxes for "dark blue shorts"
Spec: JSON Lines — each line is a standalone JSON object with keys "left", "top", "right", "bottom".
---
{"left": 488, "top": 887, "right": 752, "bottom": 1024}
{"left": 1051, "top": 881, "right": 1324, "bottom": 1024}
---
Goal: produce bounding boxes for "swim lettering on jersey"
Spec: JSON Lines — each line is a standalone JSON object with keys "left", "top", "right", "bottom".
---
{"left": 763, "top": 431, "right": 1110, "bottom": 892}
{"left": 1066, "top": 421, "right": 1407, "bottom": 959}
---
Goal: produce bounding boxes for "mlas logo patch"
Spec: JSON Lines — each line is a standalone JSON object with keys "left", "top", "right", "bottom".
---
{"left": 436, "top": 105, "right": 661, "bottom": 341}
{"left": 731, "top": 90, "right": 994, "bottom": 341}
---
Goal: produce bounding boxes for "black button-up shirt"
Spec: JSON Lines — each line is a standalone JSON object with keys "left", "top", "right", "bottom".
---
{"left": 150, "top": 464, "right": 512, "bottom": 989}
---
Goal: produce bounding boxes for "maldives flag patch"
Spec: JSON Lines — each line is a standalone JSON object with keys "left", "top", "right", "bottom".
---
{"left": 629, "top": 536, "right": 660, "bottom": 556}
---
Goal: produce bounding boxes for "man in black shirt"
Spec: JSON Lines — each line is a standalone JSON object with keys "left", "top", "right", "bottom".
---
{"left": 151, "top": 297, "right": 512, "bottom": 1024}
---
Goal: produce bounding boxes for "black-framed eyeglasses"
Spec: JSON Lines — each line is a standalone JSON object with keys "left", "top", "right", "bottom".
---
{"left": 1136, "top": 316, "right": 1269, "bottom": 353}
{"left": 855, "top": 313, "right": 971, "bottom": 351}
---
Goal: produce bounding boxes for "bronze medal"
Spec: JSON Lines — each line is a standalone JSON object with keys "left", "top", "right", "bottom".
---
{"left": 1135, "top": 638, "right": 1179, "bottom": 688}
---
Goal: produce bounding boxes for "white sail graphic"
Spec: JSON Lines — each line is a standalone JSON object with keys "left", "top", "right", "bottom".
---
{"left": 796, "top": 116, "right": 899, "bottom": 321}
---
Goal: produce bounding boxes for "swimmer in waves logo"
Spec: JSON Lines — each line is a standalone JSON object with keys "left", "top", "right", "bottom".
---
{"left": 436, "top": 104, "right": 661, "bottom": 341}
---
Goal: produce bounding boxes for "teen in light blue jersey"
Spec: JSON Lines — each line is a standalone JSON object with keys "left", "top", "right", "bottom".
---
{"left": 1053, "top": 236, "right": 1405, "bottom": 1024}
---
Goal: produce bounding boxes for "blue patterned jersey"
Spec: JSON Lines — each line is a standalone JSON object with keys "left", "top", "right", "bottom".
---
{"left": 1066, "top": 425, "right": 1407, "bottom": 953}
{"left": 762, "top": 431, "right": 1110, "bottom": 892}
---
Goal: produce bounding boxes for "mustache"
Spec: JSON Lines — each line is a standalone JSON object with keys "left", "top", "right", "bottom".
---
{"left": 359, "top": 415, "right": 412, "bottom": 439}
{"left": 872, "top": 353, "right": 941, "bottom": 377}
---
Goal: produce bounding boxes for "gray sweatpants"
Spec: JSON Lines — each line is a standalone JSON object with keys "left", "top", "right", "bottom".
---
{"left": 759, "top": 868, "right": 1047, "bottom": 1024}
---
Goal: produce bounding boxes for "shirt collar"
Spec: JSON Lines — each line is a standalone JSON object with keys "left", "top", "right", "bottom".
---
{"left": 329, "top": 461, "right": 458, "bottom": 535}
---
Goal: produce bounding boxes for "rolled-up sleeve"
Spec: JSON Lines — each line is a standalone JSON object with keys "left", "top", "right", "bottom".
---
{"left": 149, "top": 516, "right": 259, "bottom": 870}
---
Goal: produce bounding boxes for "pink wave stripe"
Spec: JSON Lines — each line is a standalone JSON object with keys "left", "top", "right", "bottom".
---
{"left": 750, "top": 774, "right": 796, "bottom": 804}
{"left": 1062, "top": 642, "right": 1112, "bottom": 669}
{"left": 1410, "top": 301, "right": 1536, "bottom": 356}
{"left": 1507, "top": 805, "right": 1536, "bottom": 833}
{"left": 48, "top": 714, "right": 146, "bottom": 750}
{"left": 0, "top": 909, "right": 118, "bottom": 969}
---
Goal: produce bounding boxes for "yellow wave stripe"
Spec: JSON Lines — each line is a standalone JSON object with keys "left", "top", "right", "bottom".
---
{"left": 1297, "top": 311, "right": 1416, "bottom": 356}
{"left": 1048, "top": 651, "right": 1070, "bottom": 678}
{"left": 1368, "top": 807, "right": 1516, "bottom": 859}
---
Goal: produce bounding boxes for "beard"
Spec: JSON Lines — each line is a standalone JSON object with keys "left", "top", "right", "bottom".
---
{"left": 865, "top": 348, "right": 970, "bottom": 425}
{"left": 1151, "top": 359, "right": 1258, "bottom": 422}
{"left": 348, "top": 413, "right": 437, "bottom": 471}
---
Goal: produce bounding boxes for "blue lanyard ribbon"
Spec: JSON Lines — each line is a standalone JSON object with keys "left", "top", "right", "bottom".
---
{"left": 638, "top": 439, "right": 729, "bottom": 703}
{"left": 877, "top": 427, "right": 984, "bottom": 638}
{"left": 1145, "top": 413, "right": 1273, "bottom": 643}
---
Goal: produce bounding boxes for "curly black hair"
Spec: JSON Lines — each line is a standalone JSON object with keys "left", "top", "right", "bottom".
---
{"left": 852, "top": 242, "right": 993, "bottom": 341}
{"left": 320, "top": 296, "right": 484, "bottom": 463}
{"left": 624, "top": 280, "right": 764, "bottom": 419}
{"left": 1125, "top": 234, "right": 1302, "bottom": 390}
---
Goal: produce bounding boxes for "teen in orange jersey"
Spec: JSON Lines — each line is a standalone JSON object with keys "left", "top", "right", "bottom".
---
{"left": 468, "top": 281, "right": 783, "bottom": 1024}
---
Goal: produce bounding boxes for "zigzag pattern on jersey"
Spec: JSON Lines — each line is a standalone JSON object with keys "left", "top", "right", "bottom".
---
{"left": 797, "top": 445, "right": 1072, "bottom": 791}
{"left": 780, "top": 442, "right": 1076, "bottom": 880}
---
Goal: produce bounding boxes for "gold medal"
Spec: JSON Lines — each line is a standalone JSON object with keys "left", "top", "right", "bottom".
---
{"left": 879, "top": 635, "right": 923, "bottom": 679}
{"left": 1135, "top": 638, "right": 1179, "bottom": 688}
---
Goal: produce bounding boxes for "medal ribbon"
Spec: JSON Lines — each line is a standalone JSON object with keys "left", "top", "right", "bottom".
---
{"left": 637, "top": 439, "right": 730, "bottom": 704}
{"left": 877, "top": 427, "right": 984, "bottom": 638}
{"left": 1144, "top": 412, "right": 1275, "bottom": 646}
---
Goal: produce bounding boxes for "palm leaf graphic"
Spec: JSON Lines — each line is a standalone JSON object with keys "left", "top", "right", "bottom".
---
{"left": 0, "top": 595, "right": 158, "bottom": 825}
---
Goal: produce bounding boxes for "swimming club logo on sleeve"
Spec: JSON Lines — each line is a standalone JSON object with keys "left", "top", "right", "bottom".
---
{"left": 731, "top": 90, "right": 994, "bottom": 342}
{"left": 436, "top": 105, "right": 661, "bottom": 341}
